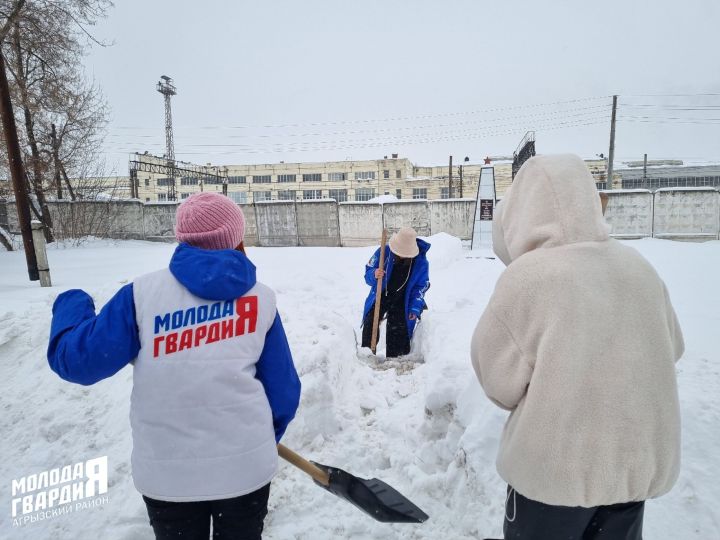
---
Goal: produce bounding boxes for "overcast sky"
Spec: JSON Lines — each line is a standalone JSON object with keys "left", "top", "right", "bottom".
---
{"left": 85, "top": 0, "right": 720, "bottom": 173}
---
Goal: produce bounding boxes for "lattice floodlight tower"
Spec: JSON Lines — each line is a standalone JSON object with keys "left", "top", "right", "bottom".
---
{"left": 157, "top": 75, "right": 177, "bottom": 200}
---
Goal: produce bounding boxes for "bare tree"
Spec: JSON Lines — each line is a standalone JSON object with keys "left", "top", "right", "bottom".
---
{"left": 0, "top": 0, "right": 113, "bottom": 242}
{"left": 0, "top": 0, "right": 25, "bottom": 43}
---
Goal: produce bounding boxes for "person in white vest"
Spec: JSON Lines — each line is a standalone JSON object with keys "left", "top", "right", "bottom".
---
{"left": 48, "top": 192, "right": 301, "bottom": 540}
{"left": 471, "top": 154, "right": 684, "bottom": 539}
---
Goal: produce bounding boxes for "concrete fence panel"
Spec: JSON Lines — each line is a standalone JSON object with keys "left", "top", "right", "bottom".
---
{"left": 72, "top": 201, "right": 113, "bottom": 238}
{"left": 47, "top": 201, "right": 74, "bottom": 240}
{"left": 240, "top": 204, "right": 258, "bottom": 247}
{"left": 296, "top": 201, "right": 340, "bottom": 247}
{"left": 430, "top": 199, "right": 475, "bottom": 240}
{"left": 338, "top": 203, "right": 383, "bottom": 247}
{"left": 2, "top": 192, "right": 718, "bottom": 245}
{"left": 255, "top": 201, "right": 298, "bottom": 247}
{"left": 604, "top": 190, "right": 654, "bottom": 239}
{"left": 143, "top": 203, "right": 178, "bottom": 242}
{"left": 653, "top": 188, "right": 720, "bottom": 240}
{"left": 383, "top": 201, "right": 431, "bottom": 236}
{"left": 5, "top": 202, "right": 19, "bottom": 233}
{"left": 107, "top": 200, "right": 145, "bottom": 240}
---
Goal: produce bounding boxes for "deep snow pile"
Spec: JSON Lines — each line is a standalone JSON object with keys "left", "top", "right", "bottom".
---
{"left": 0, "top": 236, "right": 718, "bottom": 539}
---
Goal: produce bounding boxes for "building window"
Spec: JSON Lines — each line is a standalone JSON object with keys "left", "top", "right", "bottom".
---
{"left": 157, "top": 177, "right": 172, "bottom": 186}
{"left": 158, "top": 193, "right": 167, "bottom": 201}
{"left": 328, "top": 172, "right": 347, "bottom": 181}
{"left": 396, "top": 169, "right": 402, "bottom": 179}
{"left": 228, "top": 176, "right": 246, "bottom": 184}
{"left": 145, "top": 197, "right": 150, "bottom": 202}
{"left": 383, "top": 170, "right": 390, "bottom": 179}
{"left": 412, "top": 188, "right": 428, "bottom": 200}
{"left": 302, "top": 173, "right": 322, "bottom": 182}
{"left": 303, "top": 189, "right": 323, "bottom": 200}
{"left": 396, "top": 189, "right": 402, "bottom": 199}
{"left": 355, "top": 188, "right": 376, "bottom": 201}
{"left": 180, "top": 177, "right": 198, "bottom": 186}
{"left": 144, "top": 179, "right": 150, "bottom": 186}
{"left": 278, "top": 174, "right": 296, "bottom": 183}
{"left": 204, "top": 177, "right": 223, "bottom": 185}
{"left": 354, "top": 171, "right": 376, "bottom": 181}
{"left": 440, "top": 187, "right": 450, "bottom": 199}
{"left": 328, "top": 189, "right": 347, "bottom": 202}
{"left": 278, "top": 190, "right": 296, "bottom": 201}
{"left": 227, "top": 191, "right": 248, "bottom": 204}
{"left": 252, "top": 191, "right": 272, "bottom": 202}
{"left": 181, "top": 193, "right": 191, "bottom": 199}
{"left": 252, "top": 175, "right": 271, "bottom": 183}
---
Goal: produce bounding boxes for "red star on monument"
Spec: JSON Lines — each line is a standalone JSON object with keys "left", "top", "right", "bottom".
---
{"left": 483, "top": 156, "right": 492, "bottom": 164}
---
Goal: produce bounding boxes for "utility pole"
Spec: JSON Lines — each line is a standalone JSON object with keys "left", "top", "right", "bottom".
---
{"left": 448, "top": 155, "right": 453, "bottom": 198}
{"left": 129, "top": 169, "right": 138, "bottom": 199}
{"left": 0, "top": 52, "right": 38, "bottom": 280}
{"left": 157, "top": 75, "right": 177, "bottom": 201}
{"left": 460, "top": 156, "right": 469, "bottom": 198}
{"left": 606, "top": 95, "right": 618, "bottom": 190}
{"left": 458, "top": 164, "right": 463, "bottom": 198}
{"left": 643, "top": 153, "right": 648, "bottom": 188}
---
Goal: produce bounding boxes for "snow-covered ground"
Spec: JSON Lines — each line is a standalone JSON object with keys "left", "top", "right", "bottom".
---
{"left": 1, "top": 236, "right": 718, "bottom": 539}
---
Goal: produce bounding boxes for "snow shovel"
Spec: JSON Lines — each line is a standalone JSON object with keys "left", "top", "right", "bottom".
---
{"left": 277, "top": 444, "right": 429, "bottom": 524}
{"left": 370, "top": 228, "right": 388, "bottom": 354}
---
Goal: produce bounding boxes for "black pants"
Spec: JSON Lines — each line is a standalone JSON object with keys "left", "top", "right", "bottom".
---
{"left": 504, "top": 486, "right": 644, "bottom": 540}
{"left": 143, "top": 483, "right": 270, "bottom": 540}
{"left": 361, "top": 295, "right": 411, "bottom": 358}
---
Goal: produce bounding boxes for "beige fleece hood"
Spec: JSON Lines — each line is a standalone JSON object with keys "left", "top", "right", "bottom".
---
{"left": 493, "top": 154, "right": 609, "bottom": 265}
{"left": 472, "top": 154, "right": 684, "bottom": 507}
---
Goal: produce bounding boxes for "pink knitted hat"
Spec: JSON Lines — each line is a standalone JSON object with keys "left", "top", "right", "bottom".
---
{"left": 175, "top": 192, "right": 245, "bottom": 250}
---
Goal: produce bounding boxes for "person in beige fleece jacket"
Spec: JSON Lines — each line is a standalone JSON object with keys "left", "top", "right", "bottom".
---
{"left": 471, "top": 154, "right": 684, "bottom": 540}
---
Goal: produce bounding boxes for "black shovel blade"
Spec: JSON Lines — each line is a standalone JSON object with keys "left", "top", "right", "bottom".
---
{"left": 311, "top": 461, "right": 429, "bottom": 524}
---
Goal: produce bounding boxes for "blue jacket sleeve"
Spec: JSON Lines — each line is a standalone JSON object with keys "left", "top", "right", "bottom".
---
{"left": 364, "top": 248, "right": 381, "bottom": 287}
{"left": 47, "top": 285, "right": 140, "bottom": 386}
{"left": 409, "top": 258, "right": 430, "bottom": 316}
{"left": 255, "top": 313, "right": 301, "bottom": 442}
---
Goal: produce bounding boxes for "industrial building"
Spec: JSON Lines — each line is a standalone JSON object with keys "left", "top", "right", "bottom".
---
{"left": 130, "top": 152, "right": 609, "bottom": 203}
{"left": 615, "top": 163, "right": 720, "bottom": 191}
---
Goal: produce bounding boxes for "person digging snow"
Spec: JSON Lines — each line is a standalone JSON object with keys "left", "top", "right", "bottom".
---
{"left": 361, "top": 227, "right": 430, "bottom": 358}
{"left": 47, "top": 192, "right": 301, "bottom": 540}
{"left": 471, "top": 154, "right": 684, "bottom": 540}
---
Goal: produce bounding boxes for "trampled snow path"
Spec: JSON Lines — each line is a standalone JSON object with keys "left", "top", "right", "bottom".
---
{"left": 0, "top": 236, "right": 718, "bottom": 539}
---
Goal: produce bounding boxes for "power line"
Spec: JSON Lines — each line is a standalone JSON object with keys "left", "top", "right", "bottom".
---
{"left": 619, "top": 116, "right": 720, "bottom": 124}
{"left": 100, "top": 117, "right": 609, "bottom": 157}
{"left": 100, "top": 117, "right": 609, "bottom": 153}
{"left": 109, "top": 95, "right": 612, "bottom": 131}
{"left": 622, "top": 92, "right": 720, "bottom": 97}
{"left": 103, "top": 105, "right": 610, "bottom": 141}
{"left": 103, "top": 114, "right": 609, "bottom": 151}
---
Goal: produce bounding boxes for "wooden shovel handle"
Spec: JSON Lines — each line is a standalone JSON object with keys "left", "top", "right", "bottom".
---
{"left": 370, "top": 228, "right": 388, "bottom": 354}
{"left": 277, "top": 444, "right": 330, "bottom": 487}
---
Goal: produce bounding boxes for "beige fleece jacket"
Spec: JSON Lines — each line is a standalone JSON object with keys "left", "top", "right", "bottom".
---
{"left": 471, "top": 154, "right": 684, "bottom": 507}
